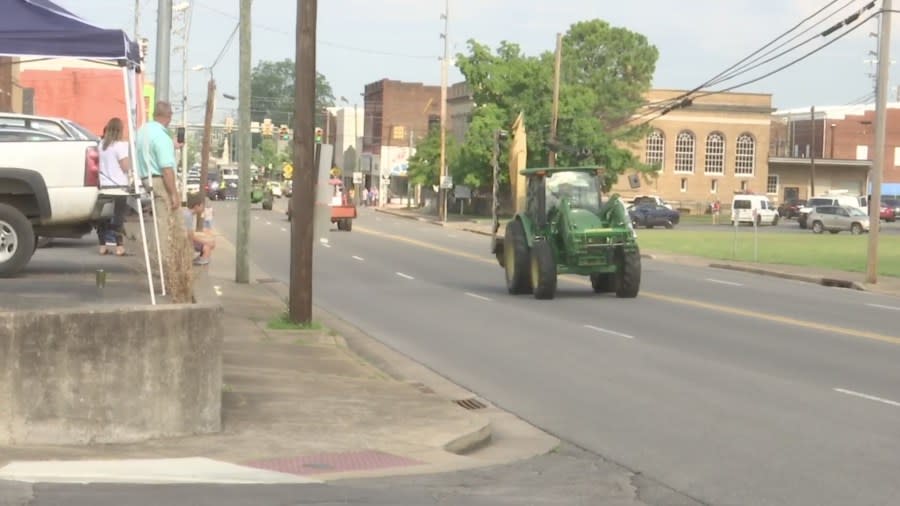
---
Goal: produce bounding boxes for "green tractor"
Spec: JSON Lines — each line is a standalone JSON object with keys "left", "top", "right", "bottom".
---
{"left": 491, "top": 166, "right": 641, "bottom": 300}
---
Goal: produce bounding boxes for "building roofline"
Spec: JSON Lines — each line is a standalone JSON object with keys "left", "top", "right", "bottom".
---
{"left": 768, "top": 157, "right": 871, "bottom": 168}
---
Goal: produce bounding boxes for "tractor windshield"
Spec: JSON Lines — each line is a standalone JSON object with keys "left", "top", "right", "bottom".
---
{"left": 545, "top": 171, "right": 600, "bottom": 214}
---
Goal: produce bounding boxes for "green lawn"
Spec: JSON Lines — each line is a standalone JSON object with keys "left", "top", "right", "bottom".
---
{"left": 636, "top": 229, "right": 900, "bottom": 277}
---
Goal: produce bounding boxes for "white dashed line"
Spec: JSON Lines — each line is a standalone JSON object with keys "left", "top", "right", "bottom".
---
{"left": 465, "top": 292, "right": 492, "bottom": 302}
{"left": 322, "top": 243, "right": 332, "bottom": 249}
{"left": 281, "top": 227, "right": 287, "bottom": 232}
{"left": 584, "top": 325, "right": 634, "bottom": 340}
{"left": 352, "top": 255, "right": 365, "bottom": 261}
{"left": 265, "top": 221, "right": 272, "bottom": 225}
{"left": 705, "top": 278, "right": 743, "bottom": 287}
{"left": 834, "top": 388, "right": 900, "bottom": 408}
{"left": 213, "top": 285, "right": 223, "bottom": 297}
{"left": 396, "top": 272, "right": 415, "bottom": 280}
{"left": 866, "top": 303, "right": 900, "bottom": 311}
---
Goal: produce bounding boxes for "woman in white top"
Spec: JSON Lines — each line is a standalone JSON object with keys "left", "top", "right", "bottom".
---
{"left": 97, "top": 117, "right": 132, "bottom": 256}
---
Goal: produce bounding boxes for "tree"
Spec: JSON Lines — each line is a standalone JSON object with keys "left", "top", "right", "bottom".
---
{"left": 407, "top": 128, "right": 458, "bottom": 187}
{"left": 252, "top": 138, "right": 289, "bottom": 176}
{"left": 250, "top": 59, "right": 335, "bottom": 126}
{"left": 455, "top": 19, "right": 659, "bottom": 191}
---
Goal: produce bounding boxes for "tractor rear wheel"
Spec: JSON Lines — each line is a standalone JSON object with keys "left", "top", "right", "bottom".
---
{"left": 504, "top": 219, "right": 532, "bottom": 294}
{"left": 530, "top": 240, "right": 557, "bottom": 300}
{"left": 343, "top": 219, "right": 352, "bottom": 232}
{"left": 615, "top": 247, "right": 641, "bottom": 298}
{"left": 590, "top": 273, "right": 613, "bottom": 293}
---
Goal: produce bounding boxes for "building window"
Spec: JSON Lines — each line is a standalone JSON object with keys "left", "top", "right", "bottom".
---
{"left": 766, "top": 175, "right": 778, "bottom": 194}
{"left": 735, "top": 133, "right": 756, "bottom": 175}
{"left": 711, "top": 179, "right": 718, "bottom": 194}
{"left": 645, "top": 129, "right": 664, "bottom": 170}
{"left": 740, "top": 180, "right": 748, "bottom": 192}
{"left": 704, "top": 132, "right": 725, "bottom": 174}
{"left": 674, "top": 130, "right": 695, "bottom": 173}
{"left": 857, "top": 145, "right": 869, "bottom": 160}
{"left": 680, "top": 178, "right": 688, "bottom": 192}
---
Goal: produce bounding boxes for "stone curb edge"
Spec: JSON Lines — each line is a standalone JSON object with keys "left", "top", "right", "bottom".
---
{"left": 708, "top": 263, "right": 866, "bottom": 291}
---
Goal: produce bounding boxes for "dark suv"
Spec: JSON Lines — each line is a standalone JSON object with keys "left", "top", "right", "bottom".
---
{"left": 777, "top": 198, "right": 806, "bottom": 219}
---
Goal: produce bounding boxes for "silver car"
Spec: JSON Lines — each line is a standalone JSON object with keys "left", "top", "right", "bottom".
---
{"left": 808, "top": 205, "right": 870, "bottom": 235}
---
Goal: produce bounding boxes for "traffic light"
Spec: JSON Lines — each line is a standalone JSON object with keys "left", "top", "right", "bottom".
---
{"left": 315, "top": 127, "right": 323, "bottom": 143}
{"left": 279, "top": 125, "right": 289, "bottom": 140}
{"left": 262, "top": 118, "right": 273, "bottom": 137}
{"left": 224, "top": 116, "right": 234, "bottom": 133}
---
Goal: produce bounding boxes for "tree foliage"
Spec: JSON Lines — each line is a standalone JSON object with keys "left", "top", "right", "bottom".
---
{"left": 454, "top": 19, "right": 659, "bottom": 191}
{"left": 250, "top": 59, "right": 335, "bottom": 127}
{"left": 407, "top": 128, "right": 458, "bottom": 187}
{"left": 252, "top": 138, "right": 289, "bottom": 175}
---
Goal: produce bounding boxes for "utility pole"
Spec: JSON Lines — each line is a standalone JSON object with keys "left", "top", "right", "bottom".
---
{"left": 549, "top": 33, "right": 563, "bottom": 168}
{"left": 176, "top": 2, "right": 192, "bottom": 204}
{"left": 198, "top": 77, "right": 215, "bottom": 229}
{"left": 154, "top": 0, "right": 172, "bottom": 102}
{"left": 289, "top": 0, "right": 317, "bottom": 323}
{"left": 236, "top": 0, "right": 251, "bottom": 283}
{"left": 134, "top": 0, "right": 141, "bottom": 41}
{"left": 809, "top": 106, "right": 816, "bottom": 196}
{"left": 867, "top": 0, "right": 891, "bottom": 284}
{"left": 438, "top": 0, "right": 449, "bottom": 222}
{"left": 354, "top": 102, "right": 361, "bottom": 207}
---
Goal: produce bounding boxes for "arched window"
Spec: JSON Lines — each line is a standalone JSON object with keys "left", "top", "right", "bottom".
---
{"left": 705, "top": 132, "right": 725, "bottom": 175}
{"left": 735, "top": 133, "right": 756, "bottom": 175}
{"left": 674, "top": 130, "right": 695, "bottom": 173}
{"left": 645, "top": 129, "right": 664, "bottom": 170}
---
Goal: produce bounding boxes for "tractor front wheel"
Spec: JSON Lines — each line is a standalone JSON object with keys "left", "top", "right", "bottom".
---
{"left": 504, "top": 219, "right": 532, "bottom": 294}
{"left": 530, "top": 240, "right": 557, "bottom": 300}
{"left": 615, "top": 247, "right": 641, "bottom": 298}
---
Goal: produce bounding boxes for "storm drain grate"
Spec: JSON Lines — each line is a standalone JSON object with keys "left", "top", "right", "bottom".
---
{"left": 454, "top": 397, "right": 487, "bottom": 410}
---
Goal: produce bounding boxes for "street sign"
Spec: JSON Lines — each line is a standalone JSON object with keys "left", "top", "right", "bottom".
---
{"left": 454, "top": 184, "right": 471, "bottom": 199}
{"left": 352, "top": 171, "right": 363, "bottom": 184}
{"left": 440, "top": 175, "right": 453, "bottom": 189}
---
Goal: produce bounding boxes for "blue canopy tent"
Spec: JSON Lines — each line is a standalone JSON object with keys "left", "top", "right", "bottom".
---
{"left": 0, "top": 0, "right": 163, "bottom": 304}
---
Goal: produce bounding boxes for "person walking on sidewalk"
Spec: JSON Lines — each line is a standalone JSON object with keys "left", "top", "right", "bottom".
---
{"left": 96, "top": 117, "right": 131, "bottom": 256}
{"left": 135, "top": 101, "right": 182, "bottom": 281}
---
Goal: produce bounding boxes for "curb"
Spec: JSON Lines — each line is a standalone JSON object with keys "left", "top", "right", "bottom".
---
{"left": 709, "top": 263, "right": 866, "bottom": 291}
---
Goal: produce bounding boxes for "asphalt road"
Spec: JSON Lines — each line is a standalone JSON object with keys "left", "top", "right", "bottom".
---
{"left": 213, "top": 200, "right": 900, "bottom": 506}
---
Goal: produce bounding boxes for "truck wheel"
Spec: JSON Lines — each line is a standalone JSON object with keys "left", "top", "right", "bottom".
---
{"left": 590, "top": 273, "right": 613, "bottom": 293}
{"left": 530, "top": 240, "right": 557, "bottom": 300}
{"left": 504, "top": 219, "right": 532, "bottom": 294}
{"left": 262, "top": 199, "right": 273, "bottom": 211}
{"left": 811, "top": 221, "right": 824, "bottom": 234}
{"left": 342, "top": 219, "right": 353, "bottom": 232}
{"left": 0, "top": 203, "right": 35, "bottom": 278}
{"left": 614, "top": 247, "right": 641, "bottom": 298}
{"left": 850, "top": 222, "right": 863, "bottom": 235}
{"left": 772, "top": 215, "right": 780, "bottom": 226}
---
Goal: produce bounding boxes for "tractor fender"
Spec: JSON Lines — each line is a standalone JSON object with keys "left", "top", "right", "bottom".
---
{"left": 514, "top": 213, "right": 537, "bottom": 248}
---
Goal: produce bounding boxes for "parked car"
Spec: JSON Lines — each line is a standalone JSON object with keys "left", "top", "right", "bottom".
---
{"left": 629, "top": 203, "right": 680, "bottom": 229}
{"left": 777, "top": 198, "right": 806, "bottom": 219}
{"left": 879, "top": 204, "right": 895, "bottom": 222}
{"left": 731, "top": 194, "right": 779, "bottom": 226}
{"left": 0, "top": 127, "right": 67, "bottom": 142}
{"left": 798, "top": 193, "right": 862, "bottom": 228}
{"left": 630, "top": 195, "right": 673, "bottom": 210}
{"left": 881, "top": 198, "right": 900, "bottom": 221}
{"left": 807, "top": 205, "right": 870, "bottom": 235}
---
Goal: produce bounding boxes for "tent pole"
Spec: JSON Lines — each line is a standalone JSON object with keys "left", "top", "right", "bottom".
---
{"left": 123, "top": 66, "right": 157, "bottom": 305}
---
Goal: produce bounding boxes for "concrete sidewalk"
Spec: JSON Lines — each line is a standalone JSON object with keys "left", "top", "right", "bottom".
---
{"left": 0, "top": 232, "right": 558, "bottom": 484}
{"left": 374, "top": 206, "right": 900, "bottom": 298}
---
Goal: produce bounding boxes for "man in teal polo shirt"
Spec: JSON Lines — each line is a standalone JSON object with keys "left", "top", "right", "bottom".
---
{"left": 135, "top": 101, "right": 180, "bottom": 283}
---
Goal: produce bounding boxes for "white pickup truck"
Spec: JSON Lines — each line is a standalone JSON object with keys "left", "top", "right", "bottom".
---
{"left": 0, "top": 138, "right": 120, "bottom": 276}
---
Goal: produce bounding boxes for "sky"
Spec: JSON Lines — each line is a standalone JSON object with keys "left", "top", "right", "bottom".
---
{"left": 57, "top": 0, "right": 899, "bottom": 123}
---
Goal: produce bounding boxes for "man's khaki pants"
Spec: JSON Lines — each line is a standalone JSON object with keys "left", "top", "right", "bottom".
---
{"left": 136, "top": 176, "right": 173, "bottom": 291}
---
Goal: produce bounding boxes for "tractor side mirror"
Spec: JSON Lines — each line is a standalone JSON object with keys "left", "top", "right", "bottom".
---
{"left": 628, "top": 173, "right": 641, "bottom": 189}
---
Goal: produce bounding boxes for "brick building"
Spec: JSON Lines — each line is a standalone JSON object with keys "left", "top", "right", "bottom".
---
{"left": 448, "top": 81, "right": 474, "bottom": 143}
{"left": 613, "top": 89, "right": 774, "bottom": 213}
{"left": 361, "top": 79, "right": 441, "bottom": 200}
{"left": 771, "top": 104, "right": 900, "bottom": 198}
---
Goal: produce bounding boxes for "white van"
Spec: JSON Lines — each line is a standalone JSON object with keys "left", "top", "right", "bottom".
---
{"left": 731, "top": 194, "right": 779, "bottom": 226}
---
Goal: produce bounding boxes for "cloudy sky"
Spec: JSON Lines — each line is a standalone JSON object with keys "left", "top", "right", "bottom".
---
{"left": 59, "top": 0, "right": 895, "bottom": 121}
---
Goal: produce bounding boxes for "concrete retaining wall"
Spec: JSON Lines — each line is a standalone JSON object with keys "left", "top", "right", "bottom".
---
{"left": 0, "top": 304, "right": 223, "bottom": 445}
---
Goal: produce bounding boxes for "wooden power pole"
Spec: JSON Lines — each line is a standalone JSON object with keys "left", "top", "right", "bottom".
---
{"left": 549, "top": 33, "right": 562, "bottom": 167}
{"left": 809, "top": 105, "right": 816, "bottom": 197}
{"left": 867, "top": 0, "right": 892, "bottom": 284}
{"left": 438, "top": 0, "right": 449, "bottom": 222}
{"left": 289, "top": 0, "right": 317, "bottom": 323}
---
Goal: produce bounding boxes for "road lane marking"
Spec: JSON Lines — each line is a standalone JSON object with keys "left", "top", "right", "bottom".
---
{"left": 465, "top": 292, "right": 492, "bottom": 302}
{"left": 396, "top": 272, "right": 415, "bottom": 280}
{"left": 352, "top": 256, "right": 365, "bottom": 261}
{"left": 584, "top": 325, "right": 634, "bottom": 339}
{"left": 834, "top": 388, "right": 900, "bottom": 408}
{"left": 353, "top": 225, "right": 900, "bottom": 345}
{"left": 213, "top": 285, "right": 223, "bottom": 297}
{"left": 281, "top": 227, "right": 287, "bottom": 232}
{"left": 266, "top": 221, "right": 272, "bottom": 225}
{"left": 867, "top": 303, "right": 900, "bottom": 311}
{"left": 705, "top": 278, "right": 743, "bottom": 287}
{"left": 449, "top": 234, "right": 459, "bottom": 238}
